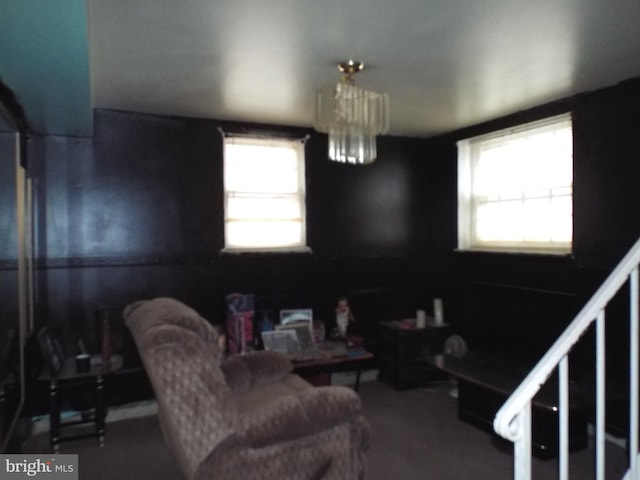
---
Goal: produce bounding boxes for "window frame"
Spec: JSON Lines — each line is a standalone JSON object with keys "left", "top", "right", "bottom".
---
{"left": 222, "top": 135, "right": 310, "bottom": 253}
{"left": 457, "top": 113, "right": 573, "bottom": 255}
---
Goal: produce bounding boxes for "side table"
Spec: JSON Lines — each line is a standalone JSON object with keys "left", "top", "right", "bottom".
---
{"left": 377, "top": 320, "right": 451, "bottom": 390}
{"left": 39, "top": 355, "right": 122, "bottom": 452}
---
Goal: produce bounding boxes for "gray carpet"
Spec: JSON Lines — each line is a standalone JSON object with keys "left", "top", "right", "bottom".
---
{"left": 23, "top": 380, "right": 629, "bottom": 479}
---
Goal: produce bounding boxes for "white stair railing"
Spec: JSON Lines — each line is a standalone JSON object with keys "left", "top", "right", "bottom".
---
{"left": 494, "top": 237, "right": 640, "bottom": 480}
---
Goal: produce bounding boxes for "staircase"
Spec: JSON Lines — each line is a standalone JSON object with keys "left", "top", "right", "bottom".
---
{"left": 493, "top": 237, "right": 640, "bottom": 480}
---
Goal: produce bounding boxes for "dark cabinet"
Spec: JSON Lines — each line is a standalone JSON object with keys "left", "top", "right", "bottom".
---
{"left": 377, "top": 321, "right": 451, "bottom": 390}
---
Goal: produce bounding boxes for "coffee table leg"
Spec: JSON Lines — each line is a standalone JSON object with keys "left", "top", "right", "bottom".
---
{"left": 354, "top": 368, "right": 362, "bottom": 391}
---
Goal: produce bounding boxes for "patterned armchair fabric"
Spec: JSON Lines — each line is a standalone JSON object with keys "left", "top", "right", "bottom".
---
{"left": 124, "top": 298, "right": 370, "bottom": 480}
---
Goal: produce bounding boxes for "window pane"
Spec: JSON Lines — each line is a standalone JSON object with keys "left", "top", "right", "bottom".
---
{"left": 227, "top": 195, "right": 301, "bottom": 220}
{"left": 226, "top": 220, "right": 303, "bottom": 248}
{"left": 522, "top": 197, "right": 554, "bottom": 242}
{"left": 225, "top": 144, "right": 299, "bottom": 193}
{"left": 550, "top": 195, "right": 573, "bottom": 243}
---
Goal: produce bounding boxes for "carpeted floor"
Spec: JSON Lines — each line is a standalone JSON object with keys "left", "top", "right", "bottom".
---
{"left": 23, "top": 379, "right": 629, "bottom": 479}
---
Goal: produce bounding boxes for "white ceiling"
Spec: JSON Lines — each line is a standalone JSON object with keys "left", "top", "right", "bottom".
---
{"left": 3, "top": 1, "right": 640, "bottom": 138}
{"left": 88, "top": 0, "right": 640, "bottom": 137}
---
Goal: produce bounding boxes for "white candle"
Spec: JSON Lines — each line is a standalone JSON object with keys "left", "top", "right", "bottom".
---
{"left": 434, "top": 298, "right": 444, "bottom": 325}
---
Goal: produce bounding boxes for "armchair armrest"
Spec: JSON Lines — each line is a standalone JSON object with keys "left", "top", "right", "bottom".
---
{"left": 237, "top": 386, "right": 362, "bottom": 448}
{"left": 221, "top": 351, "right": 292, "bottom": 394}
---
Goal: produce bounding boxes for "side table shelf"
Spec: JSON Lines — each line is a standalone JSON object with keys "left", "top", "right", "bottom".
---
{"left": 377, "top": 320, "right": 451, "bottom": 390}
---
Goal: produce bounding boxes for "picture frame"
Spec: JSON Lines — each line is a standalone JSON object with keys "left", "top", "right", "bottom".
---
{"left": 261, "top": 330, "right": 300, "bottom": 356}
{"left": 37, "top": 327, "right": 65, "bottom": 377}
{"left": 279, "top": 308, "right": 313, "bottom": 325}
{"left": 275, "top": 322, "right": 315, "bottom": 352}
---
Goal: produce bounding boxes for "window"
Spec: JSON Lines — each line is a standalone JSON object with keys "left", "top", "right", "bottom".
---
{"left": 457, "top": 113, "right": 573, "bottom": 254}
{"left": 223, "top": 135, "right": 308, "bottom": 252}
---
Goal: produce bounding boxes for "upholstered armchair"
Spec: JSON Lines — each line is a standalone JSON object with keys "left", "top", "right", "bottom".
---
{"left": 124, "top": 298, "right": 370, "bottom": 480}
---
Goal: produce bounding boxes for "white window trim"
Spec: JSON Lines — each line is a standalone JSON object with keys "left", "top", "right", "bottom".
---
{"left": 457, "top": 113, "right": 573, "bottom": 255}
{"left": 222, "top": 135, "right": 310, "bottom": 253}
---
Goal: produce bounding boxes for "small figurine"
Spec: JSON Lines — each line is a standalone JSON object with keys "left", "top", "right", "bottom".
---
{"left": 335, "top": 297, "right": 355, "bottom": 338}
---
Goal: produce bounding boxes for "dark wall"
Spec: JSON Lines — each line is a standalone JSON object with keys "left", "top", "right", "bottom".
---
{"left": 421, "top": 77, "right": 640, "bottom": 274}
{"left": 408, "top": 77, "right": 640, "bottom": 377}
{"left": 0, "top": 133, "right": 18, "bottom": 262}
{"left": 572, "top": 79, "right": 640, "bottom": 266}
{"left": 26, "top": 110, "right": 429, "bottom": 350}
{"left": 0, "top": 132, "right": 19, "bottom": 336}
{"left": 14, "top": 76, "right": 640, "bottom": 391}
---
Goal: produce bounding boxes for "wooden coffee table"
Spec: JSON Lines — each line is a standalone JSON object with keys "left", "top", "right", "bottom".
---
{"left": 428, "top": 351, "right": 626, "bottom": 458}
{"left": 292, "top": 347, "right": 374, "bottom": 391}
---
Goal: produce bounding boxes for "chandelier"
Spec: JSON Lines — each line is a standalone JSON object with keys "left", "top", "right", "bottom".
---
{"left": 314, "top": 61, "right": 389, "bottom": 165}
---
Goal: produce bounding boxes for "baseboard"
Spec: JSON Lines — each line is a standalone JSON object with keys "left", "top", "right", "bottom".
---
{"left": 332, "top": 369, "right": 379, "bottom": 386}
{"left": 588, "top": 423, "right": 627, "bottom": 449}
{"left": 29, "top": 370, "right": 379, "bottom": 436}
{"left": 30, "top": 400, "right": 159, "bottom": 436}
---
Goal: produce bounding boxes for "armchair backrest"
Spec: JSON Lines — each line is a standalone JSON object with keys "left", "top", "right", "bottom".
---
{"left": 124, "top": 298, "right": 220, "bottom": 346}
{"left": 124, "top": 298, "right": 237, "bottom": 479}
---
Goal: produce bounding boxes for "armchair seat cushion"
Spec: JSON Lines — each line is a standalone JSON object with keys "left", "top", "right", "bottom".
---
{"left": 237, "top": 385, "right": 365, "bottom": 448}
{"left": 221, "top": 351, "right": 293, "bottom": 394}
{"left": 234, "top": 373, "right": 310, "bottom": 412}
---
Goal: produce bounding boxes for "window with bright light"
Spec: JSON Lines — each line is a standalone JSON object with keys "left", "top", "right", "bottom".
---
{"left": 457, "top": 113, "right": 573, "bottom": 254}
{"left": 223, "top": 135, "right": 308, "bottom": 252}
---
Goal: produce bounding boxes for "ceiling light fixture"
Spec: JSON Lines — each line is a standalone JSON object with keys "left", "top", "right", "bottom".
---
{"left": 314, "top": 60, "right": 389, "bottom": 165}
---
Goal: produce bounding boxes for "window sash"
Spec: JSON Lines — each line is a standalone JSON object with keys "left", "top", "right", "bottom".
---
{"left": 223, "top": 136, "right": 307, "bottom": 251}
{"left": 458, "top": 113, "right": 573, "bottom": 253}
